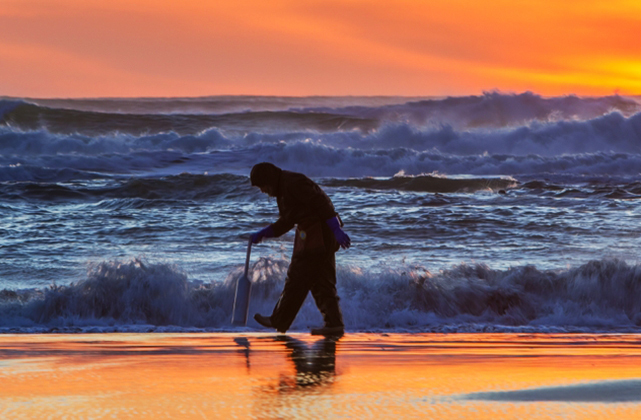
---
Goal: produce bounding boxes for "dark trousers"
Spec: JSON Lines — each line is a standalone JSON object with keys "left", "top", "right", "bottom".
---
{"left": 270, "top": 252, "right": 344, "bottom": 332}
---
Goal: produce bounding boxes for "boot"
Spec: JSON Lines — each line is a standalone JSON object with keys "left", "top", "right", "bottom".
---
{"left": 254, "top": 313, "right": 287, "bottom": 333}
{"left": 311, "top": 325, "right": 344, "bottom": 337}
{"left": 254, "top": 313, "right": 274, "bottom": 328}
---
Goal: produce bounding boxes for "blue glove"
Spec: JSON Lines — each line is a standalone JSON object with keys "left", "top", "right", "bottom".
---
{"left": 326, "top": 216, "right": 351, "bottom": 249}
{"left": 251, "top": 225, "right": 274, "bottom": 244}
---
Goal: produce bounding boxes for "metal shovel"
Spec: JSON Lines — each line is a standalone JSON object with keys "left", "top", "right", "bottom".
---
{"left": 232, "top": 238, "right": 252, "bottom": 325}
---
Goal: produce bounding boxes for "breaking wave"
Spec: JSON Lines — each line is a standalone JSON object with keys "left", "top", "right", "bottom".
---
{"left": 315, "top": 91, "right": 641, "bottom": 129}
{"left": 2, "top": 124, "right": 641, "bottom": 181}
{"left": 5, "top": 93, "right": 640, "bottom": 133}
{"left": 323, "top": 174, "right": 517, "bottom": 193}
{"left": 0, "top": 101, "right": 377, "bottom": 136}
{"left": 1, "top": 93, "right": 641, "bottom": 159}
{"left": 3, "top": 257, "right": 641, "bottom": 333}
{"left": 2, "top": 110, "right": 641, "bottom": 156}
{"left": 0, "top": 173, "right": 253, "bottom": 202}
{"left": 2, "top": 92, "right": 641, "bottom": 182}
{"left": 5, "top": 170, "right": 641, "bottom": 203}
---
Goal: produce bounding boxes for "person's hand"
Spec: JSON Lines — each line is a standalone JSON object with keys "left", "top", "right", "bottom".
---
{"left": 251, "top": 226, "right": 274, "bottom": 244}
{"left": 326, "top": 216, "right": 351, "bottom": 249}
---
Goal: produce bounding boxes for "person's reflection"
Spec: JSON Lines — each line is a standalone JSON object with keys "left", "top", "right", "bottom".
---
{"left": 276, "top": 336, "right": 338, "bottom": 389}
{"left": 233, "top": 335, "right": 338, "bottom": 390}
{"left": 249, "top": 335, "right": 340, "bottom": 418}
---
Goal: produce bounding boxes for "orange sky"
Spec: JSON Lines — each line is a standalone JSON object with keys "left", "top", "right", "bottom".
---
{"left": 1, "top": 0, "right": 640, "bottom": 97}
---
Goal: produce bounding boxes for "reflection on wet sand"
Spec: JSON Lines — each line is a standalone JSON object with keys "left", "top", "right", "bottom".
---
{"left": 233, "top": 336, "right": 251, "bottom": 370}
{"left": 277, "top": 336, "right": 337, "bottom": 389}
{"left": 2, "top": 333, "right": 641, "bottom": 418}
{"left": 249, "top": 336, "right": 339, "bottom": 418}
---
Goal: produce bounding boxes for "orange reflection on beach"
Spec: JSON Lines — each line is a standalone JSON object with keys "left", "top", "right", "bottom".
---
{"left": 2, "top": 333, "right": 641, "bottom": 418}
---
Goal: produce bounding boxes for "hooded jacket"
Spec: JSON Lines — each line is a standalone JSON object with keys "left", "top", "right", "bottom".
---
{"left": 251, "top": 163, "right": 339, "bottom": 256}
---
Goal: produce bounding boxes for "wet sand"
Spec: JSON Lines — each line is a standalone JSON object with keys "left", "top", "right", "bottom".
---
{"left": 2, "top": 333, "right": 641, "bottom": 419}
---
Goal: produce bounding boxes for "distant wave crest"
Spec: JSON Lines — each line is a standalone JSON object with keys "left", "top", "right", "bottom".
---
{"left": 0, "top": 100, "right": 377, "bottom": 136}
{"left": 7, "top": 92, "right": 637, "bottom": 133}
{"left": 323, "top": 174, "right": 517, "bottom": 193}
{"left": 1, "top": 107, "right": 641, "bottom": 157}
{"left": 321, "top": 91, "right": 641, "bottom": 129}
{"left": 2, "top": 93, "right": 641, "bottom": 182}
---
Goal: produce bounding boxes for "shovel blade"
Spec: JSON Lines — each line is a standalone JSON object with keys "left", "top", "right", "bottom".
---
{"left": 232, "top": 273, "right": 251, "bottom": 325}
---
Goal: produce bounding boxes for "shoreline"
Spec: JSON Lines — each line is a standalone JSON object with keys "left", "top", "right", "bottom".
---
{"left": 2, "top": 333, "right": 641, "bottom": 418}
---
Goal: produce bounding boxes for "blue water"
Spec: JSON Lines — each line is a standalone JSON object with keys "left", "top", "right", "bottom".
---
{"left": 2, "top": 92, "right": 641, "bottom": 333}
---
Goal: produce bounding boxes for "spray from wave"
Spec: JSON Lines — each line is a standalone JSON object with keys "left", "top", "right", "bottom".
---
{"left": 2, "top": 257, "right": 641, "bottom": 333}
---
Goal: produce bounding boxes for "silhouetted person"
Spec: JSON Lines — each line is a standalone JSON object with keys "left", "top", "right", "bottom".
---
{"left": 250, "top": 162, "right": 350, "bottom": 336}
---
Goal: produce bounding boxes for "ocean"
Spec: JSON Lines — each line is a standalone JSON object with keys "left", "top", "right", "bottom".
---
{"left": 2, "top": 92, "right": 641, "bottom": 333}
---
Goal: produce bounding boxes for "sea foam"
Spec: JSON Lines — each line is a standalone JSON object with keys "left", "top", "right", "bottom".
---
{"left": 2, "top": 257, "right": 641, "bottom": 333}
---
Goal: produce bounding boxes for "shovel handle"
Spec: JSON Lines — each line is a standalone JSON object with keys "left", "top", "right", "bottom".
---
{"left": 244, "top": 237, "right": 252, "bottom": 277}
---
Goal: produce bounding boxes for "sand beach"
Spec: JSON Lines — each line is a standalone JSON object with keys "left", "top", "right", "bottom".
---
{"left": 2, "top": 333, "right": 641, "bottom": 419}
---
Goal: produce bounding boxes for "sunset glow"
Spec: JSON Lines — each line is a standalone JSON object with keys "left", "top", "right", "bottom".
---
{"left": 1, "top": 0, "right": 640, "bottom": 97}
{"left": 3, "top": 334, "right": 641, "bottom": 418}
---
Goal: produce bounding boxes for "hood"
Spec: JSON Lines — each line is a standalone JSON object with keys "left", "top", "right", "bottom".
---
{"left": 250, "top": 162, "right": 282, "bottom": 190}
